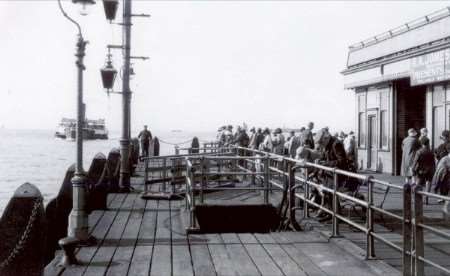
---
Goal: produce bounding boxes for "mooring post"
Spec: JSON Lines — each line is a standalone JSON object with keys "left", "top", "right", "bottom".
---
{"left": 403, "top": 183, "right": 412, "bottom": 276}
{"left": 413, "top": 185, "right": 425, "bottom": 276}
{"left": 366, "top": 175, "right": 375, "bottom": 259}
{"left": 332, "top": 169, "right": 340, "bottom": 237}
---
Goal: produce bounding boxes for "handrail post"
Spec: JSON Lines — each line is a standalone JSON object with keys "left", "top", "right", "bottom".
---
{"left": 264, "top": 156, "right": 269, "bottom": 204}
{"left": 185, "top": 163, "right": 189, "bottom": 210}
{"left": 288, "top": 161, "right": 301, "bottom": 231}
{"left": 190, "top": 164, "right": 196, "bottom": 229}
{"left": 200, "top": 157, "right": 205, "bottom": 204}
{"left": 366, "top": 175, "right": 375, "bottom": 259}
{"left": 413, "top": 185, "right": 424, "bottom": 276}
{"left": 251, "top": 155, "right": 256, "bottom": 186}
{"left": 171, "top": 158, "right": 175, "bottom": 193}
{"left": 332, "top": 169, "right": 340, "bottom": 237}
{"left": 403, "top": 183, "right": 412, "bottom": 276}
{"left": 175, "top": 146, "right": 180, "bottom": 155}
{"left": 162, "top": 157, "right": 167, "bottom": 192}
{"left": 144, "top": 158, "right": 149, "bottom": 193}
{"left": 303, "top": 167, "right": 309, "bottom": 218}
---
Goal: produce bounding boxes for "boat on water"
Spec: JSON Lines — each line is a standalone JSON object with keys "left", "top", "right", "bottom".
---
{"left": 55, "top": 118, "right": 109, "bottom": 140}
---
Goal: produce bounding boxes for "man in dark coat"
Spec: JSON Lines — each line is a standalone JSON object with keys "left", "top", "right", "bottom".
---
{"left": 301, "top": 122, "right": 315, "bottom": 149}
{"left": 435, "top": 130, "right": 450, "bottom": 162}
{"left": 255, "top": 128, "right": 264, "bottom": 150}
{"left": 401, "top": 128, "right": 420, "bottom": 183}
{"left": 412, "top": 136, "right": 436, "bottom": 204}
{"left": 138, "top": 125, "right": 152, "bottom": 157}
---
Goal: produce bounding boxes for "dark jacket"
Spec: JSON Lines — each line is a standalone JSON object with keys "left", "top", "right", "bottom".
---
{"left": 138, "top": 130, "right": 152, "bottom": 143}
{"left": 322, "top": 136, "right": 348, "bottom": 170}
{"left": 435, "top": 141, "right": 450, "bottom": 161}
{"left": 412, "top": 147, "right": 436, "bottom": 180}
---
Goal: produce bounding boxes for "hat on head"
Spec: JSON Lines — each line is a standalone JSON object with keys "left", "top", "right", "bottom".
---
{"left": 441, "top": 130, "right": 450, "bottom": 140}
{"left": 408, "top": 128, "right": 417, "bottom": 136}
{"left": 274, "top": 128, "right": 282, "bottom": 134}
{"left": 263, "top": 127, "right": 270, "bottom": 134}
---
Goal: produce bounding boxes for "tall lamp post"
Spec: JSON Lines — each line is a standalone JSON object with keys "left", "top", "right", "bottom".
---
{"left": 57, "top": 0, "right": 95, "bottom": 244}
{"left": 100, "top": 0, "right": 149, "bottom": 192}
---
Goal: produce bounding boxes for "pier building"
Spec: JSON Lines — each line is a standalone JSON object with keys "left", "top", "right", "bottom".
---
{"left": 343, "top": 7, "right": 450, "bottom": 175}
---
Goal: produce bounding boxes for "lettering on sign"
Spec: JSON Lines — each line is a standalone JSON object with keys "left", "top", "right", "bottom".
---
{"left": 410, "top": 48, "right": 450, "bottom": 86}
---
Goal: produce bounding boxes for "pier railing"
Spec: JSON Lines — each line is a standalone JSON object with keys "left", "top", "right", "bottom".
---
{"left": 232, "top": 146, "right": 450, "bottom": 276}
{"left": 184, "top": 152, "right": 284, "bottom": 231}
{"left": 141, "top": 144, "right": 450, "bottom": 275}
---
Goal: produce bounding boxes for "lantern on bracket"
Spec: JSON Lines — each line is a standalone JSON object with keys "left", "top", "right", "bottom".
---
{"left": 72, "top": 0, "right": 96, "bottom": 16}
{"left": 100, "top": 53, "right": 117, "bottom": 92}
{"left": 102, "top": 0, "right": 119, "bottom": 21}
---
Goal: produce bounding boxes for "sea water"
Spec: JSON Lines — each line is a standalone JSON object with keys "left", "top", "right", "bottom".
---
{"left": 0, "top": 128, "right": 216, "bottom": 214}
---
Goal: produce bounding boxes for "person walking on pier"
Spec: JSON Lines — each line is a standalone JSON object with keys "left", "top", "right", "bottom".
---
{"left": 272, "top": 128, "right": 285, "bottom": 155}
{"left": 138, "top": 125, "right": 152, "bottom": 157}
{"left": 401, "top": 128, "right": 421, "bottom": 183}
{"left": 301, "top": 122, "right": 315, "bottom": 149}
{"left": 249, "top": 127, "right": 257, "bottom": 149}
{"left": 344, "top": 131, "right": 357, "bottom": 170}
{"left": 435, "top": 130, "right": 450, "bottom": 162}
{"left": 412, "top": 136, "right": 435, "bottom": 204}
{"left": 259, "top": 128, "right": 273, "bottom": 152}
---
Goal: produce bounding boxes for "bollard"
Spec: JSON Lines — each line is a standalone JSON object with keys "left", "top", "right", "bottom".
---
{"left": 107, "top": 148, "right": 121, "bottom": 192}
{"left": 86, "top": 153, "right": 108, "bottom": 211}
{"left": 0, "top": 183, "right": 46, "bottom": 276}
{"left": 402, "top": 183, "right": 412, "bottom": 276}
{"left": 366, "top": 176, "right": 375, "bottom": 259}
{"left": 413, "top": 185, "right": 424, "bottom": 276}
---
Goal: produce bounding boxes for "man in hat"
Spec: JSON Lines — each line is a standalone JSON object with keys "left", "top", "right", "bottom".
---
{"left": 412, "top": 136, "right": 435, "bottom": 204}
{"left": 344, "top": 131, "right": 357, "bottom": 170}
{"left": 301, "top": 122, "right": 315, "bottom": 149}
{"left": 138, "top": 125, "right": 152, "bottom": 157}
{"left": 272, "top": 128, "right": 285, "bottom": 155}
{"left": 435, "top": 130, "right": 450, "bottom": 162}
{"left": 248, "top": 127, "right": 257, "bottom": 149}
{"left": 255, "top": 128, "right": 264, "bottom": 150}
{"left": 259, "top": 128, "right": 273, "bottom": 152}
{"left": 401, "top": 128, "right": 421, "bottom": 183}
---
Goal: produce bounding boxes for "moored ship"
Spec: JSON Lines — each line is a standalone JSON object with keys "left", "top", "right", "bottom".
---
{"left": 55, "top": 118, "right": 109, "bottom": 140}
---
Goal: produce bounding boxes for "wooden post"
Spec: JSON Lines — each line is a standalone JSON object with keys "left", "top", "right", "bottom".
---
{"left": 366, "top": 176, "right": 375, "bottom": 259}
{"left": 200, "top": 157, "right": 205, "bottom": 204}
{"left": 144, "top": 158, "right": 149, "bottom": 193}
{"left": 162, "top": 158, "right": 167, "bottom": 192}
{"left": 403, "top": 183, "right": 412, "bottom": 276}
{"left": 264, "top": 156, "right": 269, "bottom": 204}
{"left": 332, "top": 170, "right": 340, "bottom": 237}
{"left": 303, "top": 167, "right": 309, "bottom": 218}
{"left": 413, "top": 185, "right": 424, "bottom": 276}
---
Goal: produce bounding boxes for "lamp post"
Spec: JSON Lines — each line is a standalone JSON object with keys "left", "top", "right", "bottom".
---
{"left": 57, "top": 0, "right": 95, "bottom": 244}
{"left": 100, "top": 0, "right": 149, "bottom": 192}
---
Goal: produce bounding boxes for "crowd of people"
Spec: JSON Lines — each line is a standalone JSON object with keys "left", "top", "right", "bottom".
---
{"left": 215, "top": 122, "right": 357, "bottom": 175}
{"left": 216, "top": 123, "right": 449, "bottom": 205}
{"left": 401, "top": 128, "right": 450, "bottom": 203}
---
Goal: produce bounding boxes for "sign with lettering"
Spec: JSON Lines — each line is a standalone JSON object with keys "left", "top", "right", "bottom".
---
{"left": 410, "top": 48, "right": 450, "bottom": 86}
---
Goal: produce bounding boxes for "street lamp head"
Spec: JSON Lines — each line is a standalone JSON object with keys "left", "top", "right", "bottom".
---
{"left": 103, "top": 0, "right": 119, "bottom": 21}
{"left": 72, "top": 0, "right": 96, "bottom": 16}
{"left": 100, "top": 57, "right": 117, "bottom": 92}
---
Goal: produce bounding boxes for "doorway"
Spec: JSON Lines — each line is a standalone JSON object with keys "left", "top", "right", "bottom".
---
{"left": 394, "top": 79, "right": 426, "bottom": 175}
{"left": 367, "top": 114, "right": 378, "bottom": 171}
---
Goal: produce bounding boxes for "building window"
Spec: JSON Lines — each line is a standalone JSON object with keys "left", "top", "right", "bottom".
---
{"left": 359, "top": 112, "right": 366, "bottom": 147}
{"left": 379, "top": 89, "right": 389, "bottom": 149}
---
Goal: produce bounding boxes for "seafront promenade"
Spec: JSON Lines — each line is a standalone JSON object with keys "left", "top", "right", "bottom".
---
{"left": 44, "top": 169, "right": 399, "bottom": 276}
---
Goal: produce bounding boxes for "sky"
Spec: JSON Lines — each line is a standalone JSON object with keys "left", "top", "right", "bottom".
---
{"left": 0, "top": 0, "right": 449, "bottom": 134}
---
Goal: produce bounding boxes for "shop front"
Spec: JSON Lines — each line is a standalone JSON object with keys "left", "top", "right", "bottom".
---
{"left": 342, "top": 7, "right": 450, "bottom": 175}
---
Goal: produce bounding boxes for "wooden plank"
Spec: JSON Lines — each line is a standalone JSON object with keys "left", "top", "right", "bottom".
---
{"left": 238, "top": 233, "right": 258, "bottom": 244}
{"left": 263, "top": 244, "right": 307, "bottom": 276}
{"left": 243, "top": 244, "right": 283, "bottom": 276}
{"left": 208, "top": 244, "right": 239, "bottom": 276}
{"left": 127, "top": 245, "right": 153, "bottom": 276}
{"left": 282, "top": 244, "right": 326, "bottom": 276}
{"left": 172, "top": 245, "right": 194, "bottom": 276}
{"left": 254, "top": 233, "right": 278, "bottom": 244}
{"left": 190, "top": 244, "right": 217, "bottom": 276}
{"left": 225, "top": 244, "right": 261, "bottom": 276}
{"left": 149, "top": 245, "right": 171, "bottom": 276}
{"left": 104, "top": 246, "right": 135, "bottom": 276}
{"left": 170, "top": 208, "right": 188, "bottom": 245}
{"left": 137, "top": 200, "right": 158, "bottom": 245}
{"left": 221, "top": 233, "right": 240, "bottom": 244}
{"left": 155, "top": 200, "right": 171, "bottom": 244}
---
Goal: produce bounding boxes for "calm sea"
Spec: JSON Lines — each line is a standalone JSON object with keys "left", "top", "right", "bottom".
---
{"left": 0, "top": 128, "right": 216, "bottom": 214}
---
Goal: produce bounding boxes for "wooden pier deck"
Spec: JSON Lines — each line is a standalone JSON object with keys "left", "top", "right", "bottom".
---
{"left": 45, "top": 179, "right": 399, "bottom": 276}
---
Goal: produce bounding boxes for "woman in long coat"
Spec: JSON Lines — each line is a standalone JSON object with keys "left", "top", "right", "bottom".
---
{"left": 401, "top": 128, "right": 421, "bottom": 182}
